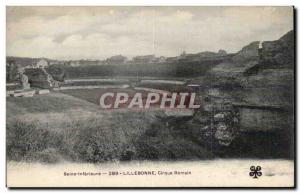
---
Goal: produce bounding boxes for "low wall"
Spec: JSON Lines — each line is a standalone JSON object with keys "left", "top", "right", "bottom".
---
{"left": 54, "top": 84, "right": 130, "bottom": 91}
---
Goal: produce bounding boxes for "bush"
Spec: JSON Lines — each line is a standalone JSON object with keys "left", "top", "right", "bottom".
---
{"left": 71, "top": 127, "right": 127, "bottom": 163}
{"left": 7, "top": 121, "right": 63, "bottom": 163}
{"left": 6, "top": 111, "right": 215, "bottom": 163}
{"left": 7, "top": 122, "right": 45, "bottom": 161}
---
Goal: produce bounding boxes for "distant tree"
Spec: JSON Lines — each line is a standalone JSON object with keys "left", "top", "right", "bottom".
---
{"left": 6, "top": 61, "right": 18, "bottom": 82}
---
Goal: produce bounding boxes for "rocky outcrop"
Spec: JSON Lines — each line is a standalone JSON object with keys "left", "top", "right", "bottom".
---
{"left": 232, "top": 41, "right": 260, "bottom": 63}
{"left": 192, "top": 30, "right": 294, "bottom": 151}
{"left": 237, "top": 31, "right": 294, "bottom": 132}
{"left": 25, "top": 68, "right": 60, "bottom": 89}
{"left": 260, "top": 30, "right": 294, "bottom": 68}
{"left": 188, "top": 99, "right": 239, "bottom": 147}
{"left": 211, "top": 30, "right": 294, "bottom": 79}
{"left": 45, "top": 65, "right": 66, "bottom": 82}
{"left": 210, "top": 41, "right": 260, "bottom": 78}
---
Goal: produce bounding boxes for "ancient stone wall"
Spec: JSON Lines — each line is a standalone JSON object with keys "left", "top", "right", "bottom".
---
{"left": 191, "top": 30, "right": 294, "bottom": 148}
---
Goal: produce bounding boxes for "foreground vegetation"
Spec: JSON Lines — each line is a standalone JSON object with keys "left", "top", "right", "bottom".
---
{"left": 7, "top": 113, "right": 214, "bottom": 163}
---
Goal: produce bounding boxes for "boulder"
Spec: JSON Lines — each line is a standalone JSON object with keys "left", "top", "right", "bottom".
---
{"left": 214, "top": 123, "right": 235, "bottom": 146}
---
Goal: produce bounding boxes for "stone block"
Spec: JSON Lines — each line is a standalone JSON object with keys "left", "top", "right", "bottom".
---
{"left": 11, "top": 90, "right": 35, "bottom": 97}
{"left": 37, "top": 89, "right": 50, "bottom": 95}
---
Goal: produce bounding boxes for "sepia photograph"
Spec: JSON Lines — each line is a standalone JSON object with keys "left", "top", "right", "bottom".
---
{"left": 5, "top": 6, "right": 295, "bottom": 187}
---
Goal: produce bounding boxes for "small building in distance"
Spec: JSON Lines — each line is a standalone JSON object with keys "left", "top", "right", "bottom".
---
{"left": 69, "top": 61, "right": 81, "bottom": 67}
{"left": 178, "top": 50, "right": 228, "bottom": 62}
{"left": 165, "top": 56, "right": 179, "bottom": 63}
{"left": 157, "top": 56, "right": 166, "bottom": 63}
{"left": 132, "top": 55, "right": 156, "bottom": 64}
{"left": 49, "top": 60, "right": 68, "bottom": 66}
{"left": 68, "top": 60, "right": 106, "bottom": 66}
{"left": 106, "top": 55, "right": 127, "bottom": 64}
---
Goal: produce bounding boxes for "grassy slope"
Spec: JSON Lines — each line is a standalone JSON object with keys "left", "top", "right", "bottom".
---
{"left": 7, "top": 92, "right": 98, "bottom": 114}
{"left": 6, "top": 90, "right": 213, "bottom": 163}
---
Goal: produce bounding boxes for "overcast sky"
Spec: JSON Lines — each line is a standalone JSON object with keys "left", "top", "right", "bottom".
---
{"left": 7, "top": 6, "right": 293, "bottom": 60}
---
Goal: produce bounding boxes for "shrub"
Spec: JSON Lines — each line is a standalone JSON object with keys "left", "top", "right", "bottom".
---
{"left": 71, "top": 127, "right": 127, "bottom": 163}
{"left": 7, "top": 121, "right": 63, "bottom": 162}
{"left": 7, "top": 122, "right": 45, "bottom": 161}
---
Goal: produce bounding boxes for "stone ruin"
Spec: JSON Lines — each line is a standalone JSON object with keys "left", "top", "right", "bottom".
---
{"left": 24, "top": 67, "right": 60, "bottom": 89}
{"left": 183, "top": 30, "right": 294, "bottom": 151}
{"left": 188, "top": 94, "right": 240, "bottom": 147}
{"left": 8, "top": 67, "right": 36, "bottom": 97}
{"left": 7, "top": 63, "right": 59, "bottom": 97}
{"left": 18, "top": 67, "right": 30, "bottom": 90}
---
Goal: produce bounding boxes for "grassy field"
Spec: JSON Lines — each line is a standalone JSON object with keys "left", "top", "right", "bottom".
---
{"left": 59, "top": 88, "right": 150, "bottom": 105}
{"left": 6, "top": 90, "right": 213, "bottom": 163}
{"left": 7, "top": 92, "right": 98, "bottom": 113}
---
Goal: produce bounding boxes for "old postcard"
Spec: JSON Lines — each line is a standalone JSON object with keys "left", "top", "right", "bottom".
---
{"left": 6, "top": 6, "right": 295, "bottom": 188}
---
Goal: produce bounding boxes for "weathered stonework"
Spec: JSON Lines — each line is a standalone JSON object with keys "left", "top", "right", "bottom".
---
{"left": 192, "top": 30, "right": 294, "bottom": 148}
